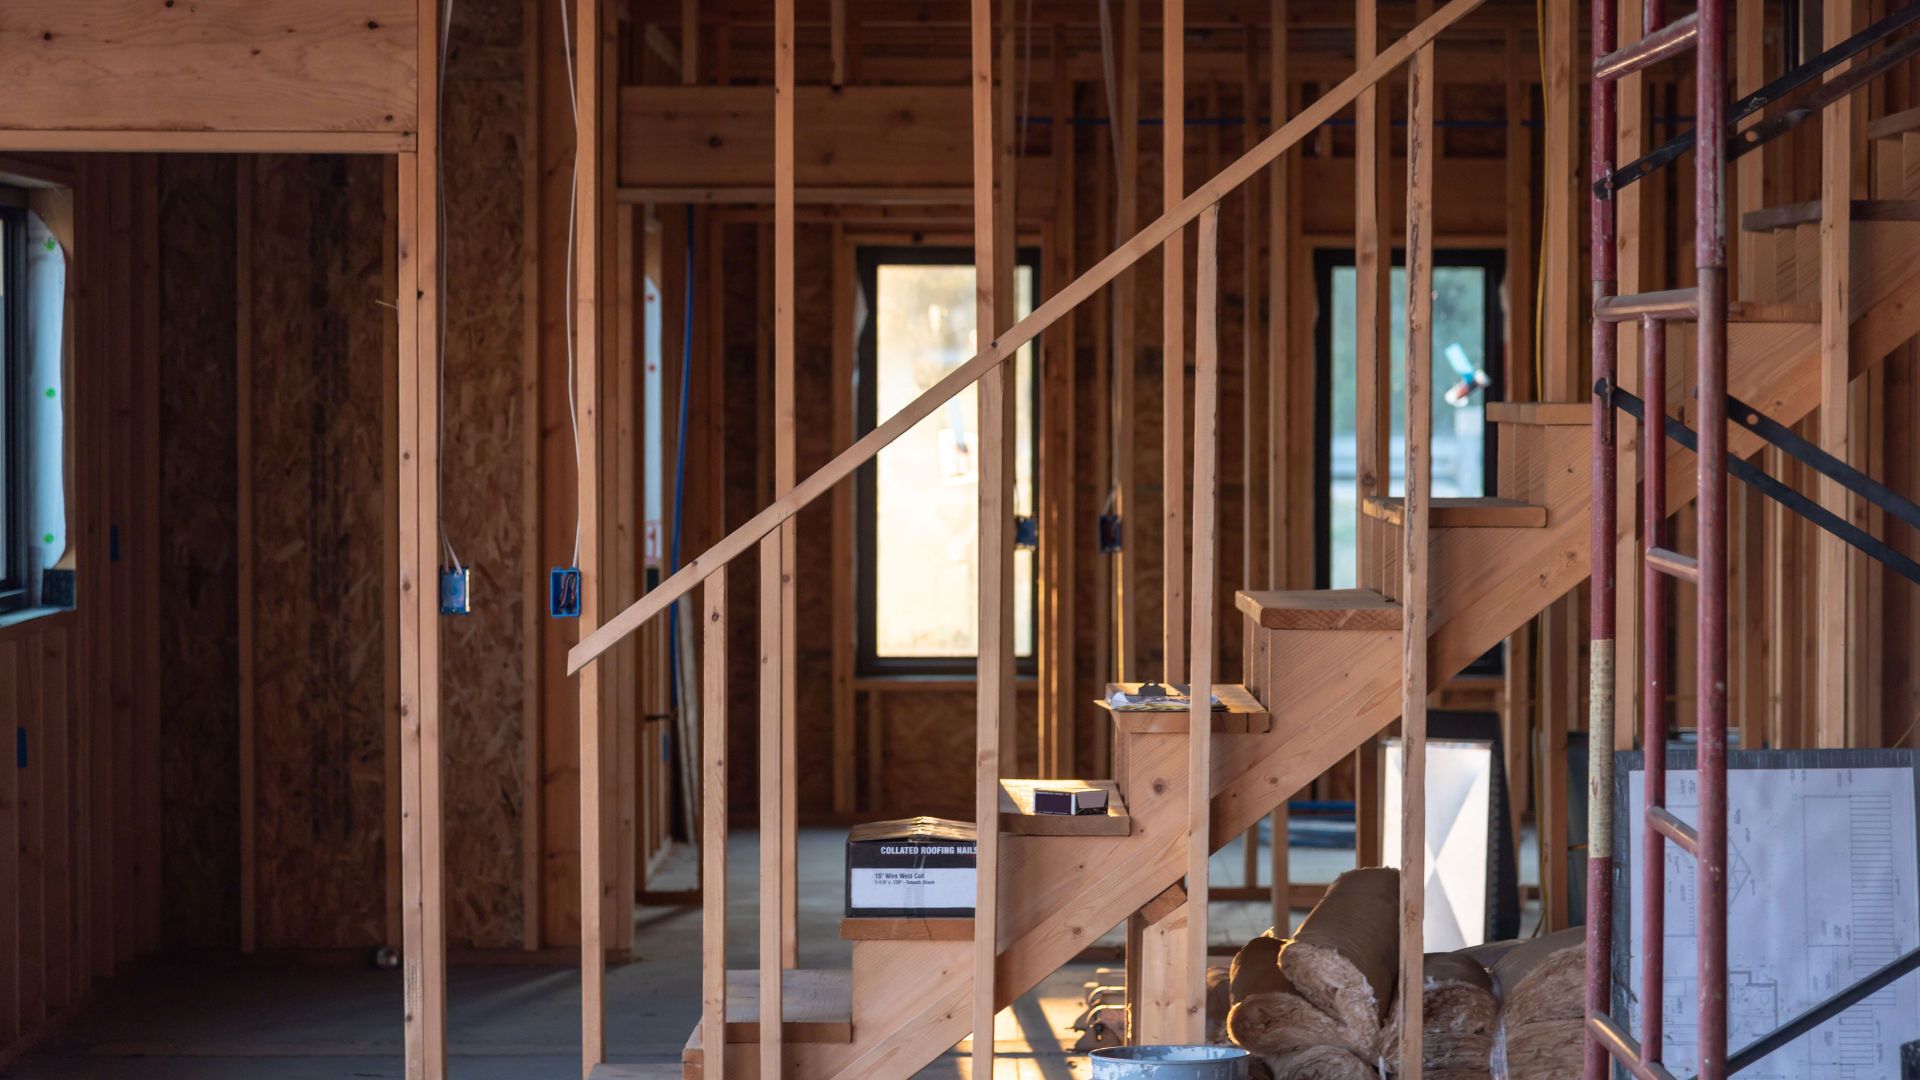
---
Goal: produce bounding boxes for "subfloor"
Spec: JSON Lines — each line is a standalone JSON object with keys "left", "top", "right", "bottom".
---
{"left": 9, "top": 827, "right": 1539, "bottom": 1079}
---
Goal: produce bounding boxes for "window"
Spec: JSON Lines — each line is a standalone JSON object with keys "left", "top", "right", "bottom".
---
{"left": 1314, "top": 249, "right": 1506, "bottom": 590}
{"left": 855, "top": 247, "right": 1039, "bottom": 675}
{"left": 0, "top": 202, "right": 26, "bottom": 612}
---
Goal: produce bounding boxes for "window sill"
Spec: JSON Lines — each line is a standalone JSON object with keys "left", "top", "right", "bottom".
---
{"left": 0, "top": 605, "right": 75, "bottom": 639}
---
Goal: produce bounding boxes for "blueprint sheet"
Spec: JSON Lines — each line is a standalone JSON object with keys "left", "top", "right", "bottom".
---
{"left": 1625, "top": 766, "right": 1920, "bottom": 1078}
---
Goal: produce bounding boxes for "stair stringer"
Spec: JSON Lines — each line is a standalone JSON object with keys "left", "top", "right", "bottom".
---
{"left": 1662, "top": 222, "right": 1920, "bottom": 501}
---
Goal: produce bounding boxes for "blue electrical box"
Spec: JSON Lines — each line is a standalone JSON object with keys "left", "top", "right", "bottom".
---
{"left": 1014, "top": 515, "right": 1038, "bottom": 550}
{"left": 550, "top": 567, "right": 582, "bottom": 618}
{"left": 1098, "top": 513, "right": 1123, "bottom": 554}
{"left": 440, "top": 567, "right": 471, "bottom": 615}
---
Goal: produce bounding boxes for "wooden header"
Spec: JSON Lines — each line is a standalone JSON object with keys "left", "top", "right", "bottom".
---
{"left": 0, "top": 1, "right": 418, "bottom": 145}
{"left": 619, "top": 85, "right": 1049, "bottom": 207}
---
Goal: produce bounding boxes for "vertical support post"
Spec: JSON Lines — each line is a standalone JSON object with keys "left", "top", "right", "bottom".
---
{"left": 702, "top": 575, "right": 728, "bottom": 1080}
{"left": 1817, "top": 0, "right": 1854, "bottom": 750}
{"left": 1163, "top": 0, "right": 1187, "bottom": 681}
{"left": 1695, "top": 1, "right": 1730, "bottom": 1075}
{"left": 400, "top": 4, "right": 446, "bottom": 1072}
{"left": 398, "top": 148, "right": 449, "bottom": 1080}
{"left": 1535, "top": 0, "right": 1577, "bottom": 935}
{"left": 831, "top": 230, "right": 857, "bottom": 816}
{"left": 773, "top": 0, "right": 800, "bottom": 969}
{"left": 971, "top": 0, "right": 1008, "bottom": 1072}
{"left": 757, "top": 540, "right": 784, "bottom": 1080}
{"left": 236, "top": 156, "right": 258, "bottom": 958}
{"left": 765, "top": 0, "right": 797, "bottom": 1067}
{"left": 1354, "top": 0, "right": 1390, "bottom": 528}
{"left": 1187, "top": 203, "right": 1222, "bottom": 1041}
{"left": 1585, "top": 3, "right": 1619, "bottom": 1079}
{"left": 572, "top": 0, "right": 606, "bottom": 1067}
{"left": 1267, "top": 0, "right": 1290, "bottom": 592}
{"left": 1113, "top": 0, "right": 1141, "bottom": 683}
{"left": 1400, "top": 38, "right": 1435, "bottom": 1080}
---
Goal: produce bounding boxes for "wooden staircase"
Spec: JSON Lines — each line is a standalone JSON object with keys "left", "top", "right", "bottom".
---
{"left": 668, "top": 188, "right": 1920, "bottom": 1080}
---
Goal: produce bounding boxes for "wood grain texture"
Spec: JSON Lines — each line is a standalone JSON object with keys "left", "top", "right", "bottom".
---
{"left": 156, "top": 154, "right": 242, "bottom": 951}
{"left": 0, "top": 1, "right": 418, "bottom": 136}
{"left": 618, "top": 87, "right": 979, "bottom": 189}
{"left": 437, "top": 0, "right": 530, "bottom": 951}
{"left": 245, "top": 154, "right": 391, "bottom": 951}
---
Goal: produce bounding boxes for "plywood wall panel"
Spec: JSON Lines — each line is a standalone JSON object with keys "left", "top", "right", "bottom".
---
{"left": 245, "top": 154, "right": 390, "bottom": 950}
{"left": 0, "top": 1, "right": 418, "bottom": 138}
{"left": 156, "top": 153, "right": 243, "bottom": 951}
{"left": 438, "top": 0, "right": 530, "bottom": 950}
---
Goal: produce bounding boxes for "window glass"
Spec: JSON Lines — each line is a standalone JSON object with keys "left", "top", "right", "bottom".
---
{"left": 1325, "top": 262, "right": 1494, "bottom": 589}
{"left": 869, "top": 260, "right": 1036, "bottom": 661}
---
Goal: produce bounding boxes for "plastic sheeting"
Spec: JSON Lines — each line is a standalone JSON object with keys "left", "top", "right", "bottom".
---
{"left": 24, "top": 210, "right": 66, "bottom": 603}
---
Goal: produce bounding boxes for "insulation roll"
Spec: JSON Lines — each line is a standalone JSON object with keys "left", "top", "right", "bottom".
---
{"left": 1277, "top": 867, "right": 1400, "bottom": 1049}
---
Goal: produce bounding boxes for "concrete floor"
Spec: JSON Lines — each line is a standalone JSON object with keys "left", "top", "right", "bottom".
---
{"left": 10, "top": 826, "right": 1536, "bottom": 1078}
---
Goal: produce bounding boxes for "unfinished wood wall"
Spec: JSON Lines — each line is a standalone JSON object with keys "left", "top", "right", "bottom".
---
{"left": 0, "top": 152, "right": 166, "bottom": 1067}
{"left": 157, "top": 154, "right": 243, "bottom": 950}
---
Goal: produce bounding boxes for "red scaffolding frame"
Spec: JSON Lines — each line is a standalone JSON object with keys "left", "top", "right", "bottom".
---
{"left": 1585, "top": 1, "right": 1730, "bottom": 1079}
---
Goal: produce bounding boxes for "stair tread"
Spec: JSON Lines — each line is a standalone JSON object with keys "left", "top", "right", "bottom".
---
{"left": 840, "top": 916, "right": 974, "bottom": 941}
{"left": 1362, "top": 495, "right": 1547, "bottom": 528}
{"left": 1485, "top": 401, "right": 1588, "bottom": 426}
{"left": 1095, "top": 682, "right": 1271, "bottom": 733}
{"left": 685, "top": 968, "right": 853, "bottom": 1045}
{"left": 1869, "top": 105, "right": 1920, "bottom": 141}
{"left": 999, "top": 778, "right": 1131, "bottom": 836}
{"left": 1740, "top": 197, "right": 1920, "bottom": 233}
{"left": 1234, "top": 588, "right": 1401, "bottom": 631}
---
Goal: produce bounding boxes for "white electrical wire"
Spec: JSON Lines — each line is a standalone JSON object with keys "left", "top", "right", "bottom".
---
{"left": 559, "top": 0, "right": 582, "bottom": 570}
{"left": 437, "top": 0, "right": 464, "bottom": 574}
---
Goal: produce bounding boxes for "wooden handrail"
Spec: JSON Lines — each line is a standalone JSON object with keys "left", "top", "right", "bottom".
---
{"left": 567, "top": 0, "right": 1489, "bottom": 674}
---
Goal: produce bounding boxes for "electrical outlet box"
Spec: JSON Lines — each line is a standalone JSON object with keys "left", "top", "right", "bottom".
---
{"left": 1098, "top": 513, "right": 1123, "bottom": 554}
{"left": 550, "top": 567, "right": 582, "bottom": 618}
{"left": 1014, "top": 515, "right": 1038, "bottom": 550}
{"left": 440, "top": 568, "right": 471, "bottom": 615}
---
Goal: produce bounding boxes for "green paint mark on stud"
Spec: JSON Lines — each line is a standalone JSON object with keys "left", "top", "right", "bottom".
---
{"left": 42, "top": 533, "right": 54, "bottom": 545}
{"left": 43, "top": 238, "right": 55, "bottom": 252}
{"left": 45, "top": 387, "right": 56, "bottom": 398}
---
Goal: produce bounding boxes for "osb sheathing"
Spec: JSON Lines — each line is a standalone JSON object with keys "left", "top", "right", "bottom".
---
{"left": 437, "top": 0, "right": 530, "bottom": 951}
{"left": 246, "top": 154, "right": 390, "bottom": 950}
{"left": 157, "top": 154, "right": 242, "bottom": 950}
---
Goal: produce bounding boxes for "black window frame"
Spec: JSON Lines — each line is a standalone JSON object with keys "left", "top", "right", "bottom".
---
{"left": 853, "top": 244, "right": 1044, "bottom": 679}
{"left": 1312, "top": 246, "right": 1507, "bottom": 673}
{"left": 0, "top": 201, "right": 28, "bottom": 614}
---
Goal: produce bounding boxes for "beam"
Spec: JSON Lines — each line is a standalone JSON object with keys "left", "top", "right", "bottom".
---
{"left": 397, "top": 144, "right": 449, "bottom": 1079}
{"left": 1115, "top": 0, "right": 1141, "bottom": 683}
{"left": 1164, "top": 0, "right": 1188, "bottom": 682}
{"left": 574, "top": 0, "right": 606, "bottom": 1068}
{"left": 775, "top": 0, "right": 801, "bottom": 970}
{"left": 971, "top": 0, "right": 1008, "bottom": 1070}
{"left": 703, "top": 576, "right": 728, "bottom": 1080}
{"left": 1186, "top": 203, "right": 1222, "bottom": 1040}
{"left": 1817, "top": 0, "right": 1853, "bottom": 748}
{"left": 1399, "top": 35, "right": 1434, "bottom": 1080}
{"left": 1354, "top": 0, "right": 1390, "bottom": 538}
